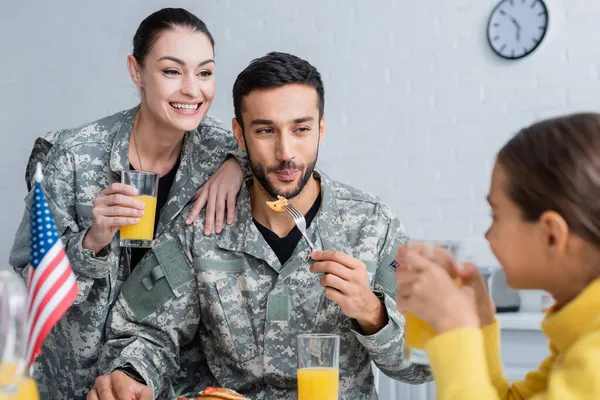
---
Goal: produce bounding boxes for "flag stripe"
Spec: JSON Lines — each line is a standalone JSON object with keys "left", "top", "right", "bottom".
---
{"left": 25, "top": 274, "right": 77, "bottom": 366}
{"left": 27, "top": 282, "right": 78, "bottom": 367}
{"left": 27, "top": 258, "right": 72, "bottom": 345}
{"left": 28, "top": 249, "right": 69, "bottom": 319}
{"left": 28, "top": 243, "right": 63, "bottom": 298}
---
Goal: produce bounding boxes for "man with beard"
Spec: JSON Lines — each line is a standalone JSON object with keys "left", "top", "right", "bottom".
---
{"left": 91, "top": 52, "right": 431, "bottom": 400}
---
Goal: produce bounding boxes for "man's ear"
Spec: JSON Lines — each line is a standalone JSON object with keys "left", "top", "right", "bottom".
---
{"left": 232, "top": 118, "right": 246, "bottom": 151}
{"left": 318, "top": 114, "right": 326, "bottom": 144}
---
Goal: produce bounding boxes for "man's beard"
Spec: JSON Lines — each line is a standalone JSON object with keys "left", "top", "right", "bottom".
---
{"left": 247, "top": 147, "right": 318, "bottom": 200}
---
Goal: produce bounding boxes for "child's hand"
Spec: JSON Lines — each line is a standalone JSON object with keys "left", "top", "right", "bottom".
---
{"left": 455, "top": 262, "right": 497, "bottom": 328}
{"left": 395, "top": 246, "right": 480, "bottom": 334}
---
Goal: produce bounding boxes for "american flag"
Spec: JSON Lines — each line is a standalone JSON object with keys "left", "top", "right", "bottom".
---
{"left": 25, "top": 162, "right": 78, "bottom": 367}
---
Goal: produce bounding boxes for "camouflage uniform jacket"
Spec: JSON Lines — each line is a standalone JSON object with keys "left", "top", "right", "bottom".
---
{"left": 99, "top": 170, "right": 432, "bottom": 399}
{"left": 8, "top": 106, "right": 243, "bottom": 399}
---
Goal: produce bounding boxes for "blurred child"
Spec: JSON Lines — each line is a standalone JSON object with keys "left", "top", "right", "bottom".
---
{"left": 396, "top": 113, "right": 600, "bottom": 399}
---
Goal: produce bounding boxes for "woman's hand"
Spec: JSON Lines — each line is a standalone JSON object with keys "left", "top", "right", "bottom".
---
{"left": 395, "top": 244, "right": 480, "bottom": 334}
{"left": 186, "top": 157, "right": 243, "bottom": 235}
{"left": 83, "top": 183, "right": 145, "bottom": 254}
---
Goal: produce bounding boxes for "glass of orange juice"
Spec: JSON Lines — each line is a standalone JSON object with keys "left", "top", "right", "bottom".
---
{"left": 0, "top": 271, "right": 39, "bottom": 400}
{"left": 119, "top": 171, "right": 159, "bottom": 248}
{"left": 398, "top": 240, "right": 462, "bottom": 365}
{"left": 0, "top": 362, "right": 39, "bottom": 400}
{"left": 296, "top": 334, "right": 339, "bottom": 400}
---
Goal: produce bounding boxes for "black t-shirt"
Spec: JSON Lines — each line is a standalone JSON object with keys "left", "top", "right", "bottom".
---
{"left": 129, "top": 156, "right": 181, "bottom": 269}
{"left": 253, "top": 193, "right": 322, "bottom": 265}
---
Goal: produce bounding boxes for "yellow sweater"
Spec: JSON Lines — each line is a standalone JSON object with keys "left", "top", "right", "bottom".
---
{"left": 425, "top": 278, "right": 600, "bottom": 400}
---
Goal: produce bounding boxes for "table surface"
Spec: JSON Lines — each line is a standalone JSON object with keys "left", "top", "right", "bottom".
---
{"left": 496, "top": 311, "right": 545, "bottom": 331}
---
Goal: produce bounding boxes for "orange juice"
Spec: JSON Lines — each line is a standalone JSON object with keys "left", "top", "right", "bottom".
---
{"left": 120, "top": 195, "right": 157, "bottom": 241}
{"left": 0, "top": 363, "right": 39, "bottom": 400}
{"left": 404, "top": 279, "right": 462, "bottom": 357}
{"left": 405, "top": 311, "right": 436, "bottom": 350}
{"left": 297, "top": 367, "right": 339, "bottom": 400}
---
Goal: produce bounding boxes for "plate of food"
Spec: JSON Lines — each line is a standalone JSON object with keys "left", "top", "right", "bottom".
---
{"left": 177, "top": 387, "right": 248, "bottom": 400}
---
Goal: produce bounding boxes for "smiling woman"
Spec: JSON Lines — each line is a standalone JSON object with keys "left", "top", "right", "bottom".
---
{"left": 152, "top": 54, "right": 215, "bottom": 118}
{"left": 8, "top": 7, "right": 247, "bottom": 400}
{"left": 126, "top": 14, "right": 217, "bottom": 147}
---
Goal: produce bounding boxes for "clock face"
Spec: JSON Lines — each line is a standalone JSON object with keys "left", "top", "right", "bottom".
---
{"left": 487, "top": 0, "right": 549, "bottom": 60}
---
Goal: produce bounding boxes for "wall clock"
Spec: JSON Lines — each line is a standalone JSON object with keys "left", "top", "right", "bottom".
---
{"left": 487, "top": 0, "right": 549, "bottom": 60}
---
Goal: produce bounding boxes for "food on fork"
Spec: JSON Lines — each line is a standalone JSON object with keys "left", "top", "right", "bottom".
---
{"left": 178, "top": 386, "right": 248, "bottom": 399}
{"left": 266, "top": 195, "right": 290, "bottom": 212}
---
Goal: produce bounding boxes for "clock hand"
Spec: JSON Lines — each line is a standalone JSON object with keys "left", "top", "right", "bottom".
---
{"left": 509, "top": 16, "right": 522, "bottom": 41}
{"left": 509, "top": 16, "right": 521, "bottom": 30}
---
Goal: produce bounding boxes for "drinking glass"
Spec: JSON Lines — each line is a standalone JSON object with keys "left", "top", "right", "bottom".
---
{"left": 119, "top": 171, "right": 159, "bottom": 248}
{"left": 0, "top": 270, "right": 39, "bottom": 400}
{"left": 399, "top": 240, "right": 462, "bottom": 365}
{"left": 296, "top": 333, "right": 340, "bottom": 400}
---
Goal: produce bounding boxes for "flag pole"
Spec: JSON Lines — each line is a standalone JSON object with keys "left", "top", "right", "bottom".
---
{"left": 35, "top": 162, "right": 43, "bottom": 183}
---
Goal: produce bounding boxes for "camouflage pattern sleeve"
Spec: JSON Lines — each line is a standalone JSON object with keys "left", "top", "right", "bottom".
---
{"left": 9, "top": 208, "right": 32, "bottom": 282}
{"left": 99, "top": 231, "right": 200, "bottom": 398}
{"left": 196, "top": 115, "right": 249, "bottom": 180}
{"left": 9, "top": 149, "right": 110, "bottom": 304}
{"left": 352, "top": 207, "right": 433, "bottom": 384}
{"left": 10, "top": 132, "right": 66, "bottom": 280}
{"left": 227, "top": 148, "right": 251, "bottom": 179}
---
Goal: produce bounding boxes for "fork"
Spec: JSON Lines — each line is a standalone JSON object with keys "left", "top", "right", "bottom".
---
{"left": 283, "top": 203, "right": 317, "bottom": 251}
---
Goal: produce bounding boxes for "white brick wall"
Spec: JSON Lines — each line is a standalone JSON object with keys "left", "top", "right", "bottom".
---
{"left": 2, "top": 0, "right": 600, "bottom": 268}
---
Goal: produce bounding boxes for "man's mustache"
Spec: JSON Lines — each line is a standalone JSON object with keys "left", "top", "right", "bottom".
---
{"left": 266, "top": 161, "right": 304, "bottom": 173}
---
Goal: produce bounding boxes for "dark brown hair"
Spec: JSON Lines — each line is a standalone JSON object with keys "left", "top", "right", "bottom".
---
{"left": 497, "top": 113, "right": 600, "bottom": 247}
{"left": 233, "top": 52, "right": 324, "bottom": 129}
{"left": 132, "top": 8, "right": 214, "bottom": 67}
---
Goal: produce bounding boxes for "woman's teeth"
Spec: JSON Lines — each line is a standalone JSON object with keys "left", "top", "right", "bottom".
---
{"left": 170, "top": 103, "right": 199, "bottom": 110}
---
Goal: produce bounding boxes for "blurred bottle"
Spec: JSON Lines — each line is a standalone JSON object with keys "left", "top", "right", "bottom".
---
{"left": 0, "top": 270, "right": 39, "bottom": 400}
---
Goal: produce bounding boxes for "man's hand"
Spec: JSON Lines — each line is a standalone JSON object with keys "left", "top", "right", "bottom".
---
{"left": 310, "top": 250, "right": 387, "bottom": 335}
{"left": 87, "top": 371, "right": 152, "bottom": 400}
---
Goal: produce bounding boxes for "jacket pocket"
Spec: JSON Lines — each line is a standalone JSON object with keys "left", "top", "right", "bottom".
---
{"left": 196, "top": 263, "right": 259, "bottom": 365}
{"left": 121, "top": 238, "right": 194, "bottom": 321}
